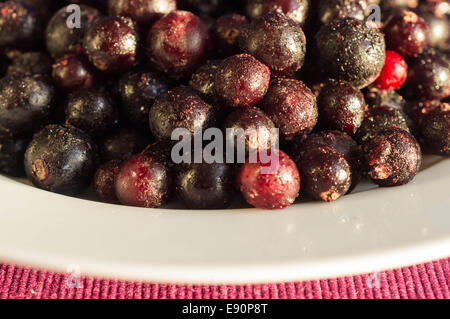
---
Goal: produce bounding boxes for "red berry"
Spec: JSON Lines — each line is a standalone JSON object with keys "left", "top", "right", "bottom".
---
{"left": 83, "top": 17, "right": 139, "bottom": 73}
{"left": 115, "top": 154, "right": 172, "bottom": 208}
{"left": 52, "top": 54, "right": 97, "bottom": 92}
{"left": 375, "top": 51, "right": 408, "bottom": 90}
{"left": 146, "top": 11, "right": 211, "bottom": 79}
{"left": 384, "top": 10, "right": 429, "bottom": 58}
{"left": 215, "top": 54, "right": 271, "bottom": 108}
{"left": 238, "top": 149, "right": 300, "bottom": 210}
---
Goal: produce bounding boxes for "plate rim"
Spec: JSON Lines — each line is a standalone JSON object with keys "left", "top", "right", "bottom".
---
{"left": 0, "top": 158, "right": 449, "bottom": 284}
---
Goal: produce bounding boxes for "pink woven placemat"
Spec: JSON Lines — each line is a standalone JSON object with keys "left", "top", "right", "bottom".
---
{"left": 1, "top": 258, "right": 449, "bottom": 299}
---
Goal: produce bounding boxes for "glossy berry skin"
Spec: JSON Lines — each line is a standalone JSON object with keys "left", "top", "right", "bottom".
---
{"left": 355, "top": 105, "right": 411, "bottom": 144}
{"left": 83, "top": 17, "right": 139, "bottom": 73}
{"left": 0, "top": 134, "right": 30, "bottom": 177}
{"left": 416, "top": 106, "right": 449, "bottom": 156}
{"left": 363, "top": 128, "right": 422, "bottom": 187}
{"left": 261, "top": 78, "right": 317, "bottom": 141}
{"left": 317, "top": 0, "right": 368, "bottom": 25}
{"left": 116, "top": 70, "right": 171, "bottom": 132}
{"left": 7, "top": 52, "right": 52, "bottom": 76}
{"left": 244, "top": 0, "right": 310, "bottom": 26}
{"left": 146, "top": 11, "right": 211, "bottom": 79}
{"left": 149, "top": 86, "right": 216, "bottom": 141}
{"left": 300, "top": 146, "right": 352, "bottom": 202}
{"left": 215, "top": 54, "right": 271, "bottom": 108}
{"left": 318, "top": 80, "right": 366, "bottom": 135}
{"left": 212, "top": 14, "right": 247, "bottom": 57}
{"left": 45, "top": 5, "right": 102, "bottom": 58}
{"left": 0, "top": 74, "right": 55, "bottom": 136}
{"left": 239, "top": 12, "right": 307, "bottom": 77}
{"left": 0, "top": 1, "right": 41, "bottom": 49}
{"left": 384, "top": 10, "right": 429, "bottom": 58}
{"left": 315, "top": 18, "right": 386, "bottom": 89}
{"left": 175, "top": 162, "right": 236, "bottom": 209}
{"left": 189, "top": 60, "right": 220, "bottom": 103}
{"left": 238, "top": 149, "right": 300, "bottom": 210}
{"left": 94, "top": 159, "right": 122, "bottom": 203}
{"left": 108, "top": 0, "right": 177, "bottom": 30}
{"left": 404, "top": 49, "right": 450, "bottom": 101}
{"left": 224, "top": 107, "right": 277, "bottom": 156}
{"left": 52, "top": 54, "right": 97, "bottom": 92}
{"left": 115, "top": 153, "right": 172, "bottom": 208}
{"left": 65, "top": 88, "right": 118, "bottom": 137}
{"left": 375, "top": 51, "right": 408, "bottom": 90}
{"left": 293, "top": 130, "right": 363, "bottom": 192}
{"left": 24, "top": 124, "right": 98, "bottom": 195}
{"left": 100, "top": 127, "right": 147, "bottom": 162}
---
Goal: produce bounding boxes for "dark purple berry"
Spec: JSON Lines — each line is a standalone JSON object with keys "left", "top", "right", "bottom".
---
{"left": 65, "top": 88, "right": 118, "bottom": 136}
{"left": 0, "top": 1, "right": 41, "bottom": 49}
{"left": 416, "top": 105, "right": 449, "bottom": 156}
{"left": 149, "top": 86, "right": 216, "bottom": 142}
{"left": 215, "top": 54, "right": 271, "bottom": 108}
{"left": 363, "top": 127, "right": 422, "bottom": 186}
{"left": 175, "top": 162, "right": 236, "bottom": 209}
{"left": 94, "top": 159, "right": 122, "bottom": 203}
{"left": 212, "top": 14, "right": 247, "bottom": 57}
{"left": 317, "top": 80, "right": 365, "bottom": 134}
{"left": 45, "top": 5, "right": 102, "bottom": 58}
{"left": 292, "top": 130, "right": 363, "bottom": 192}
{"left": 0, "top": 134, "right": 30, "bottom": 177}
{"left": 189, "top": 60, "right": 220, "bottom": 102}
{"left": 108, "top": 0, "right": 177, "bottom": 30}
{"left": 7, "top": 52, "right": 52, "bottom": 76}
{"left": 0, "top": 74, "right": 55, "bottom": 135}
{"left": 238, "top": 149, "right": 300, "bottom": 209}
{"left": 146, "top": 11, "right": 211, "bottom": 79}
{"left": 261, "top": 78, "right": 317, "bottom": 141}
{"left": 403, "top": 49, "right": 450, "bottom": 101}
{"left": 52, "top": 54, "right": 97, "bottom": 92}
{"left": 224, "top": 107, "right": 277, "bottom": 156}
{"left": 317, "top": 0, "right": 368, "bottom": 25}
{"left": 244, "top": 0, "right": 310, "bottom": 26}
{"left": 24, "top": 124, "right": 98, "bottom": 195}
{"left": 355, "top": 105, "right": 411, "bottom": 144}
{"left": 300, "top": 146, "right": 352, "bottom": 202}
{"left": 239, "top": 12, "right": 306, "bottom": 77}
{"left": 116, "top": 70, "right": 171, "bottom": 132}
{"left": 384, "top": 10, "right": 429, "bottom": 58}
{"left": 83, "top": 16, "right": 139, "bottom": 73}
{"left": 142, "top": 142, "right": 174, "bottom": 167}
{"left": 315, "top": 17, "right": 386, "bottom": 88}
{"left": 100, "top": 127, "right": 147, "bottom": 162}
{"left": 115, "top": 153, "right": 172, "bottom": 208}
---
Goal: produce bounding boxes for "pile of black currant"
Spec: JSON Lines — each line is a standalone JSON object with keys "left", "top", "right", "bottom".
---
{"left": 0, "top": 0, "right": 448, "bottom": 210}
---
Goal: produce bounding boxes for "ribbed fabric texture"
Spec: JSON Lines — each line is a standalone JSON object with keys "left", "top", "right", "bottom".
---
{"left": 1, "top": 259, "right": 449, "bottom": 299}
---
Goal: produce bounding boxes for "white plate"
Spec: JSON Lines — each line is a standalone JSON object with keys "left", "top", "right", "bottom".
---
{"left": 0, "top": 156, "right": 449, "bottom": 284}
